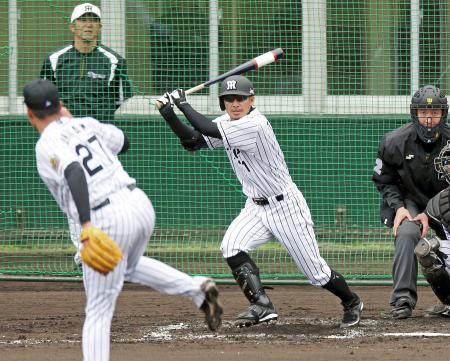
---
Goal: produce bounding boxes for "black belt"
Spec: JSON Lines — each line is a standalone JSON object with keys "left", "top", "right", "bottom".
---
{"left": 252, "top": 194, "right": 284, "bottom": 206}
{"left": 92, "top": 184, "right": 136, "bottom": 211}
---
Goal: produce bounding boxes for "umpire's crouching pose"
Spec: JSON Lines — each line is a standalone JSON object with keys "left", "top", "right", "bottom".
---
{"left": 157, "top": 75, "right": 363, "bottom": 328}
{"left": 372, "top": 85, "right": 450, "bottom": 319}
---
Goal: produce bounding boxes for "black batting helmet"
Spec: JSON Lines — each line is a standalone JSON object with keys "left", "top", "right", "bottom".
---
{"left": 410, "top": 85, "right": 449, "bottom": 144}
{"left": 219, "top": 75, "right": 254, "bottom": 110}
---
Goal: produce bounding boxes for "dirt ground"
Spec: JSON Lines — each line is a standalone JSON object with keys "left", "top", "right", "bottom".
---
{"left": 0, "top": 281, "right": 449, "bottom": 361}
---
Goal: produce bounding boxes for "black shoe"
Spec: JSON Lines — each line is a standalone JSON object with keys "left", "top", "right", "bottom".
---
{"left": 340, "top": 295, "right": 363, "bottom": 328}
{"left": 200, "top": 280, "right": 223, "bottom": 332}
{"left": 235, "top": 302, "right": 278, "bottom": 327}
{"left": 391, "top": 298, "right": 412, "bottom": 319}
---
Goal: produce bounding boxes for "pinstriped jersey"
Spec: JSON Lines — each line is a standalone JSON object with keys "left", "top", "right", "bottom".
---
{"left": 40, "top": 44, "right": 133, "bottom": 122}
{"left": 35, "top": 117, "right": 135, "bottom": 221}
{"left": 203, "top": 108, "right": 293, "bottom": 198}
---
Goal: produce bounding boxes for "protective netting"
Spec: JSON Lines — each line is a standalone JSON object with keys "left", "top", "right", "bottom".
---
{"left": 1, "top": 0, "right": 449, "bottom": 280}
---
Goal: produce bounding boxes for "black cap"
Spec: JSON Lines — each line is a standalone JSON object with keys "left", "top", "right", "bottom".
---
{"left": 23, "top": 79, "right": 60, "bottom": 112}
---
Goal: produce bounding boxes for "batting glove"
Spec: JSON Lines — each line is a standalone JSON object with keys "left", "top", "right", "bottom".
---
{"left": 171, "top": 89, "right": 188, "bottom": 107}
{"left": 156, "top": 92, "right": 174, "bottom": 110}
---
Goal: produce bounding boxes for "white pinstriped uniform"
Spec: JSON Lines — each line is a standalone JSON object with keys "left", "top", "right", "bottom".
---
{"left": 35, "top": 117, "right": 210, "bottom": 361}
{"left": 440, "top": 227, "right": 450, "bottom": 269}
{"left": 204, "top": 108, "right": 331, "bottom": 286}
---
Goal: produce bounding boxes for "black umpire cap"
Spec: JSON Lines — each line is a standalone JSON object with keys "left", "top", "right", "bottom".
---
{"left": 23, "top": 79, "right": 60, "bottom": 113}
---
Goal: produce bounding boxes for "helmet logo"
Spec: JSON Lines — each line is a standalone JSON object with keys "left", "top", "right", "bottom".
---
{"left": 427, "top": 97, "right": 433, "bottom": 104}
{"left": 226, "top": 80, "right": 237, "bottom": 90}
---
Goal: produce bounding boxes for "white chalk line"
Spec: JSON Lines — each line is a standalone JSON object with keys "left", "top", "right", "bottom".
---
{"left": 384, "top": 332, "right": 450, "bottom": 337}
{"left": 0, "top": 339, "right": 80, "bottom": 346}
{"left": 3, "top": 321, "right": 450, "bottom": 346}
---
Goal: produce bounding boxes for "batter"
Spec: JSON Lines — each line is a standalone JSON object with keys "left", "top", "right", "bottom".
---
{"left": 158, "top": 75, "right": 363, "bottom": 328}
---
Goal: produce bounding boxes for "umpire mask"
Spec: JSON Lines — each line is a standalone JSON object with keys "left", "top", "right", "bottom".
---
{"left": 410, "top": 85, "right": 449, "bottom": 144}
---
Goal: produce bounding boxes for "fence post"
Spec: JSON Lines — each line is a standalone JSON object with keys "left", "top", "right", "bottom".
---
{"left": 8, "top": 0, "right": 18, "bottom": 114}
{"left": 101, "top": 0, "right": 126, "bottom": 57}
{"left": 302, "top": 0, "right": 327, "bottom": 114}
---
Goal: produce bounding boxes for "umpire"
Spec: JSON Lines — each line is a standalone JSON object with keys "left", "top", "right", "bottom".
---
{"left": 40, "top": 3, "right": 133, "bottom": 122}
{"left": 372, "top": 85, "right": 450, "bottom": 319}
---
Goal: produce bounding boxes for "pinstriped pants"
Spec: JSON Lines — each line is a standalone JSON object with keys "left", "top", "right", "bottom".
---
{"left": 220, "top": 187, "right": 331, "bottom": 286}
{"left": 82, "top": 187, "right": 208, "bottom": 361}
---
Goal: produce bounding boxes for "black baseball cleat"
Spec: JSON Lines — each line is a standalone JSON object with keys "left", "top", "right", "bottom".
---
{"left": 340, "top": 295, "right": 363, "bottom": 328}
{"left": 235, "top": 302, "right": 278, "bottom": 327}
{"left": 200, "top": 280, "right": 223, "bottom": 332}
{"left": 390, "top": 298, "right": 412, "bottom": 319}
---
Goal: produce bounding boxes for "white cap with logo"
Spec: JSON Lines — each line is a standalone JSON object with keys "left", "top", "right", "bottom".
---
{"left": 71, "top": 3, "right": 101, "bottom": 23}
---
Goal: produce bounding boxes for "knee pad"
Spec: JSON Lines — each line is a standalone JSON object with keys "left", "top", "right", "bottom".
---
{"left": 415, "top": 237, "right": 444, "bottom": 271}
{"left": 415, "top": 237, "right": 441, "bottom": 258}
{"left": 415, "top": 238, "right": 450, "bottom": 305}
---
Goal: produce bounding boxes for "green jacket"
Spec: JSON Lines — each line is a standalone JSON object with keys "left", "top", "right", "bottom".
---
{"left": 40, "top": 43, "right": 133, "bottom": 122}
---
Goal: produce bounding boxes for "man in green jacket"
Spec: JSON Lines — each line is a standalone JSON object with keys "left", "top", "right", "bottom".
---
{"left": 40, "top": 3, "right": 133, "bottom": 123}
{"left": 40, "top": 3, "right": 133, "bottom": 266}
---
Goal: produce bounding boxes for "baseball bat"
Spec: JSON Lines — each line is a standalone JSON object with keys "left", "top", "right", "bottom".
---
{"left": 155, "top": 48, "right": 284, "bottom": 109}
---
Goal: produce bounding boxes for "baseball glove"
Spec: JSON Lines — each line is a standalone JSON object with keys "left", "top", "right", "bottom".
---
{"left": 80, "top": 226, "right": 123, "bottom": 275}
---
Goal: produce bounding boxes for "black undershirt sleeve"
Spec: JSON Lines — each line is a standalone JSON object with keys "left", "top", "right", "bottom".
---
{"left": 64, "top": 162, "right": 91, "bottom": 224}
{"left": 177, "top": 103, "right": 222, "bottom": 139}
{"left": 159, "top": 105, "right": 205, "bottom": 140}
